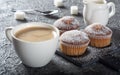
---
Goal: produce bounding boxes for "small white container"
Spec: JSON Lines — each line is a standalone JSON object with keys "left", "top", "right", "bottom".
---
{"left": 14, "top": 11, "right": 25, "bottom": 20}
{"left": 54, "top": 0, "right": 63, "bottom": 7}
{"left": 70, "top": 6, "right": 78, "bottom": 15}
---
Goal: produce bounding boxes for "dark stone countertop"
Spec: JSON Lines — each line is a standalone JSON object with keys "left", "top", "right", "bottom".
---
{"left": 0, "top": 0, "right": 120, "bottom": 75}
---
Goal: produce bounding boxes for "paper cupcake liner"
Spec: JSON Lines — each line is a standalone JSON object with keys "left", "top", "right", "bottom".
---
{"left": 89, "top": 36, "right": 111, "bottom": 47}
{"left": 60, "top": 41, "right": 89, "bottom": 56}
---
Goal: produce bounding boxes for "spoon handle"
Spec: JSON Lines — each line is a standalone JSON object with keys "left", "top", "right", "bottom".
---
{"left": 12, "top": 9, "right": 51, "bottom": 13}
{"left": 11, "top": 9, "right": 58, "bottom": 15}
{"left": 11, "top": 9, "right": 34, "bottom": 12}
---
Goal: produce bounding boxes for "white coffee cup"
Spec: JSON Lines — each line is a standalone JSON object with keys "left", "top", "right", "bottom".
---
{"left": 5, "top": 22, "right": 59, "bottom": 67}
{"left": 83, "top": 0, "right": 115, "bottom": 25}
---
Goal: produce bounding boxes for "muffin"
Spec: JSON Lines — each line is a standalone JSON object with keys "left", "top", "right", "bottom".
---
{"left": 84, "top": 23, "right": 112, "bottom": 48}
{"left": 60, "top": 30, "right": 90, "bottom": 56}
{"left": 53, "top": 16, "right": 80, "bottom": 35}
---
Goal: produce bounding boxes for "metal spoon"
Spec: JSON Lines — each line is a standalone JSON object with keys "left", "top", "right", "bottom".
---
{"left": 35, "top": 10, "right": 58, "bottom": 15}
{"left": 11, "top": 9, "right": 58, "bottom": 15}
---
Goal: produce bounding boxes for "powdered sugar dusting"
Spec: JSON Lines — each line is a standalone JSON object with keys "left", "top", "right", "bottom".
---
{"left": 54, "top": 16, "right": 80, "bottom": 30}
{"left": 60, "top": 30, "right": 89, "bottom": 45}
{"left": 84, "top": 23, "right": 112, "bottom": 36}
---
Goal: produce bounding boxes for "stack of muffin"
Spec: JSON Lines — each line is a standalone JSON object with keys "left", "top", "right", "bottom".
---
{"left": 54, "top": 16, "right": 112, "bottom": 56}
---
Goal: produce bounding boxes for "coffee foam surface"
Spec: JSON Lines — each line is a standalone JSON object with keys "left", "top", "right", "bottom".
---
{"left": 15, "top": 27, "right": 56, "bottom": 42}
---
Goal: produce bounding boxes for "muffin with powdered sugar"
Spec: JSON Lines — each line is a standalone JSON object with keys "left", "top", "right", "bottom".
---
{"left": 60, "top": 30, "right": 90, "bottom": 56}
{"left": 84, "top": 23, "right": 112, "bottom": 48}
{"left": 53, "top": 16, "right": 80, "bottom": 35}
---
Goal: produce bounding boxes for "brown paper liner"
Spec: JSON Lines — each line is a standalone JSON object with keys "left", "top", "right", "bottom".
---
{"left": 60, "top": 41, "right": 89, "bottom": 56}
{"left": 90, "top": 37, "right": 111, "bottom": 48}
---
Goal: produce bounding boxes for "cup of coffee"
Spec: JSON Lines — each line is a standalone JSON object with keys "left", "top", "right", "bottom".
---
{"left": 5, "top": 22, "right": 59, "bottom": 67}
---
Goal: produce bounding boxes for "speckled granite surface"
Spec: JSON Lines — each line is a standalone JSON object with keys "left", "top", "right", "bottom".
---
{"left": 0, "top": 0, "right": 120, "bottom": 75}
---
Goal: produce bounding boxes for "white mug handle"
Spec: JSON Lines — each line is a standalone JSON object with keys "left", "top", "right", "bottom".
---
{"left": 107, "top": 2, "right": 115, "bottom": 18}
{"left": 5, "top": 27, "right": 13, "bottom": 42}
